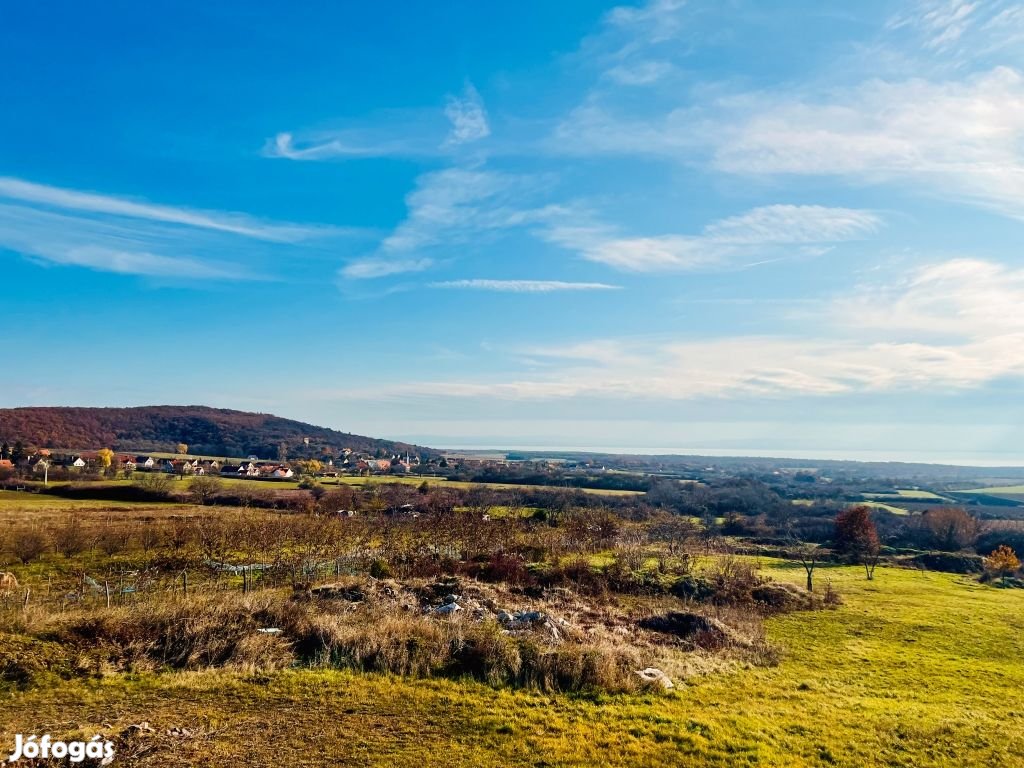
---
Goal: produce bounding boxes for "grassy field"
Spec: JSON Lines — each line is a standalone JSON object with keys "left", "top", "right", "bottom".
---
{"left": 863, "top": 489, "right": 949, "bottom": 501}
{"left": 2, "top": 562, "right": 1021, "bottom": 766}
{"left": 960, "top": 484, "right": 1024, "bottom": 498}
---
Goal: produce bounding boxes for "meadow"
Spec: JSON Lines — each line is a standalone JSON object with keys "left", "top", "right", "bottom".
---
{"left": 1, "top": 481, "right": 1022, "bottom": 767}
{"left": 1, "top": 564, "right": 1021, "bottom": 766}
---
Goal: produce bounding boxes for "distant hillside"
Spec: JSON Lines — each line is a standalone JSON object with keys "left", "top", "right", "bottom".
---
{"left": 0, "top": 406, "right": 433, "bottom": 459}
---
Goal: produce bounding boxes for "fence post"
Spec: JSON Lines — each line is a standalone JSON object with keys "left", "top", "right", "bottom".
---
{"left": 22, "top": 588, "right": 30, "bottom": 611}
{"left": 104, "top": 580, "right": 111, "bottom": 609}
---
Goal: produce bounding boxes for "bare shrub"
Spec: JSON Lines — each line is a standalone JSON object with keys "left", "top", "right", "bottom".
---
{"left": 53, "top": 516, "right": 88, "bottom": 558}
{"left": 11, "top": 527, "right": 49, "bottom": 564}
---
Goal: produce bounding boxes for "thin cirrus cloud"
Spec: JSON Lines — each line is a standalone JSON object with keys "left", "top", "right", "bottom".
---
{"left": 545, "top": 205, "right": 881, "bottom": 272}
{"left": 0, "top": 176, "right": 344, "bottom": 280}
{"left": 267, "top": 83, "right": 491, "bottom": 161}
{"left": 430, "top": 279, "right": 620, "bottom": 293}
{"left": 340, "top": 258, "right": 1024, "bottom": 403}
{"left": 339, "top": 167, "right": 552, "bottom": 280}
{"left": 886, "top": 0, "right": 1024, "bottom": 59}
{"left": 0, "top": 176, "right": 321, "bottom": 242}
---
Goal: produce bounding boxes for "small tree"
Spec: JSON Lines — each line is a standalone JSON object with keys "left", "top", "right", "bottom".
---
{"left": 984, "top": 545, "right": 1021, "bottom": 578}
{"left": 189, "top": 475, "right": 223, "bottom": 505}
{"left": 176, "top": 443, "right": 188, "bottom": 455}
{"left": 835, "top": 505, "right": 881, "bottom": 580}
{"left": 96, "top": 448, "right": 115, "bottom": 470}
{"left": 787, "top": 528, "right": 820, "bottom": 591}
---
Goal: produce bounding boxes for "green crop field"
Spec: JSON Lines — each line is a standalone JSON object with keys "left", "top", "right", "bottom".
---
{"left": 863, "top": 489, "right": 948, "bottom": 501}
{"left": 3, "top": 562, "right": 1021, "bottom": 767}
{"left": 960, "top": 484, "right": 1024, "bottom": 496}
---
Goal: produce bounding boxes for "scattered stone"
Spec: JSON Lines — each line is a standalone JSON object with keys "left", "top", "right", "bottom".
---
{"left": 166, "top": 726, "right": 194, "bottom": 738}
{"left": 635, "top": 667, "right": 674, "bottom": 690}
{"left": 442, "top": 593, "right": 460, "bottom": 605}
{"left": 122, "top": 722, "right": 156, "bottom": 736}
{"left": 434, "top": 602, "right": 463, "bottom": 615}
{"left": 257, "top": 628, "right": 283, "bottom": 635}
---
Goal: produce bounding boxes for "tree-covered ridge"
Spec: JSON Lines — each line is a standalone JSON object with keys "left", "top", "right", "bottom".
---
{"left": 0, "top": 406, "right": 433, "bottom": 460}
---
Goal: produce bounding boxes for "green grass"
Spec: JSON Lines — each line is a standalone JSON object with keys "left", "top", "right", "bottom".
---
{"left": 863, "top": 489, "right": 948, "bottom": 500}
{"left": 3, "top": 562, "right": 1022, "bottom": 766}
{"left": 314, "top": 475, "right": 643, "bottom": 496}
{"left": 960, "top": 484, "right": 1024, "bottom": 495}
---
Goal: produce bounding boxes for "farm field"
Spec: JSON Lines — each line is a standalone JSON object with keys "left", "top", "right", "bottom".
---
{"left": 959, "top": 484, "right": 1024, "bottom": 498}
{"left": 2, "top": 563, "right": 1022, "bottom": 767}
{"left": 863, "top": 489, "right": 949, "bottom": 500}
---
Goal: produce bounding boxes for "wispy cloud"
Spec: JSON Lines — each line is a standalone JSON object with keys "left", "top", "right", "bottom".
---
{"left": 340, "top": 167, "right": 552, "bottom": 279}
{"left": 430, "top": 279, "right": 620, "bottom": 292}
{"left": 886, "top": 0, "right": 1024, "bottom": 61}
{"left": 341, "top": 257, "right": 435, "bottom": 280}
{"left": 0, "top": 203, "right": 254, "bottom": 280}
{"left": 267, "top": 83, "right": 491, "bottom": 162}
{"left": 265, "top": 131, "right": 420, "bottom": 161}
{"left": 710, "top": 67, "right": 1024, "bottom": 219}
{"left": 0, "top": 176, "right": 322, "bottom": 241}
{"left": 0, "top": 177, "right": 347, "bottom": 280}
{"left": 338, "top": 258, "right": 1024, "bottom": 402}
{"left": 444, "top": 84, "right": 491, "bottom": 145}
{"left": 546, "top": 205, "right": 881, "bottom": 272}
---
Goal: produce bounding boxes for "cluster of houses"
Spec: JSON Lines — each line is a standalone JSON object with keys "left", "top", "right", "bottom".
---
{"left": 0, "top": 446, "right": 426, "bottom": 481}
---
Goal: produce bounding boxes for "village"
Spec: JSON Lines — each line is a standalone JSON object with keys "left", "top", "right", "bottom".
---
{"left": 0, "top": 443, "right": 436, "bottom": 484}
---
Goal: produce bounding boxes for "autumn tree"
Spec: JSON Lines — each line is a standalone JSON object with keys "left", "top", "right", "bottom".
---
{"left": 835, "top": 505, "right": 880, "bottom": 580}
{"left": 984, "top": 545, "right": 1020, "bottom": 578}
{"left": 96, "top": 448, "right": 115, "bottom": 469}
{"left": 176, "top": 443, "right": 188, "bottom": 455}
{"left": 297, "top": 459, "right": 323, "bottom": 477}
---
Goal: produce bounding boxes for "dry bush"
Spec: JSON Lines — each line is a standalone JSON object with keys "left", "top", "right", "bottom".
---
{"left": 96, "top": 524, "right": 132, "bottom": 557}
{"left": 53, "top": 516, "right": 89, "bottom": 558}
{"left": 43, "top": 591, "right": 645, "bottom": 692}
{"left": 11, "top": 527, "right": 49, "bottom": 564}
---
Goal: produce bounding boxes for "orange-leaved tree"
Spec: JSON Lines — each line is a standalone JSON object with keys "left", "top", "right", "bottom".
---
{"left": 984, "top": 545, "right": 1021, "bottom": 578}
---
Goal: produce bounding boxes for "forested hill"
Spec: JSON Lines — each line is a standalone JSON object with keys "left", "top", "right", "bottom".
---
{"left": 0, "top": 406, "right": 433, "bottom": 459}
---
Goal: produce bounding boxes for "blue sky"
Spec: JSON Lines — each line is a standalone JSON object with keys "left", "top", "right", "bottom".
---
{"left": 3, "top": 0, "right": 1024, "bottom": 463}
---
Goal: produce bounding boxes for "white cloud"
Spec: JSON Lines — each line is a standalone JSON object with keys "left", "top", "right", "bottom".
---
{"left": 337, "top": 258, "right": 1024, "bottom": 401}
{"left": 605, "top": 60, "right": 673, "bottom": 85}
{"left": 556, "top": 65, "right": 1024, "bottom": 222}
{"left": 341, "top": 257, "right": 435, "bottom": 279}
{"left": 0, "top": 203, "right": 255, "bottom": 280}
{"left": 711, "top": 67, "right": 1024, "bottom": 219}
{"left": 0, "top": 176, "right": 320, "bottom": 242}
{"left": 888, "top": 0, "right": 981, "bottom": 51}
{"left": 430, "top": 279, "right": 620, "bottom": 292}
{"left": 886, "top": 0, "right": 1024, "bottom": 61}
{"left": 444, "top": 84, "right": 491, "bottom": 145}
{"left": 546, "top": 204, "right": 880, "bottom": 272}
{"left": 340, "top": 167, "right": 553, "bottom": 279}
